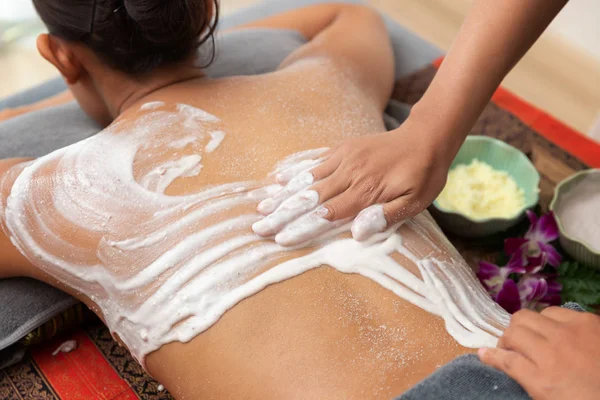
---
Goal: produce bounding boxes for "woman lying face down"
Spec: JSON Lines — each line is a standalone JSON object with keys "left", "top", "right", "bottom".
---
{"left": 0, "top": 0, "right": 510, "bottom": 398}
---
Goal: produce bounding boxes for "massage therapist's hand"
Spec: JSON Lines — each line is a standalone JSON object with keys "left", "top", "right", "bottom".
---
{"left": 252, "top": 118, "right": 454, "bottom": 246}
{"left": 479, "top": 308, "right": 600, "bottom": 400}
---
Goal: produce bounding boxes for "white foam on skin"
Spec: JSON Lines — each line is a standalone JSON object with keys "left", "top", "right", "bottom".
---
{"left": 253, "top": 190, "right": 320, "bottom": 237}
{"left": 352, "top": 205, "right": 390, "bottom": 242}
{"left": 140, "top": 155, "right": 203, "bottom": 194}
{"left": 206, "top": 131, "right": 226, "bottom": 153}
{"left": 140, "top": 101, "right": 166, "bottom": 111}
{"left": 258, "top": 172, "right": 314, "bottom": 215}
{"left": 271, "top": 148, "right": 328, "bottom": 184}
{"left": 169, "top": 136, "right": 198, "bottom": 149}
{"left": 0, "top": 106, "right": 509, "bottom": 369}
{"left": 177, "top": 103, "right": 220, "bottom": 123}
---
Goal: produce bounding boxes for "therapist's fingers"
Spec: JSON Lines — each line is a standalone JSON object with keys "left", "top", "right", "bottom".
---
{"left": 275, "top": 149, "right": 333, "bottom": 185}
{"left": 309, "top": 153, "right": 342, "bottom": 182}
{"left": 274, "top": 207, "right": 350, "bottom": 247}
{"left": 310, "top": 170, "right": 351, "bottom": 208}
{"left": 497, "top": 324, "right": 548, "bottom": 362}
{"left": 509, "top": 309, "right": 559, "bottom": 337}
{"left": 258, "top": 171, "right": 314, "bottom": 215}
{"left": 320, "top": 180, "right": 385, "bottom": 223}
{"left": 350, "top": 194, "right": 417, "bottom": 241}
{"left": 275, "top": 159, "right": 319, "bottom": 186}
{"left": 351, "top": 204, "right": 388, "bottom": 241}
{"left": 255, "top": 171, "right": 349, "bottom": 238}
{"left": 540, "top": 306, "right": 580, "bottom": 323}
{"left": 382, "top": 194, "right": 425, "bottom": 226}
{"left": 478, "top": 348, "right": 539, "bottom": 396}
{"left": 253, "top": 190, "right": 320, "bottom": 237}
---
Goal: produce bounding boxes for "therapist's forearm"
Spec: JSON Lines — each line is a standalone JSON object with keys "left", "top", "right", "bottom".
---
{"left": 408, "top": 0, "right": 569, "bottom": 159}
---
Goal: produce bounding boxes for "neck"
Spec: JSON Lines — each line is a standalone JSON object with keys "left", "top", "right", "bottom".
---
{"left": 94, "top": 64, "right": 206, "bottom": 119}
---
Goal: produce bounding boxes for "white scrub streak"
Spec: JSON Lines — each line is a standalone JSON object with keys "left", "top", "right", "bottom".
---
{"left": 140, "top": 155, "right": 203, "bottom": 194}
{"left": 352, "top": 204, "right": 389, "bottom": 241}
{"left": 169, "top": 136, "right": 198, "bottom": 149}
{"left": 177, "top": 103, "right": 220, "bottom": 123}
{"left": 0, "top": 106, "right": 509, "bottom": 369}
{"left": 205, "top": 131, "right": 226, "bottom": 153}
{"left": 140, "top": 101, "right": 165, "bottom": 111}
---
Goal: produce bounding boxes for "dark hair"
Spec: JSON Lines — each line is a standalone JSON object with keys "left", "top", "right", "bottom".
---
{"left": 33, "top": 0, "right": 219, "bottom": 75}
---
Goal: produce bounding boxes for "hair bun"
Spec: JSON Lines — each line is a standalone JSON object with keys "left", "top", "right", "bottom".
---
{"left": 123, "top": 0, "right": 210, "bottom": 48}
{"left": 34, "top": 0, "right": 218, "bottom": 74}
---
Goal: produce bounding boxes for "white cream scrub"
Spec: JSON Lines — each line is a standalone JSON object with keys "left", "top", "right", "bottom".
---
{"left": 0, "top": 103, "right": 509, "bottom": 369}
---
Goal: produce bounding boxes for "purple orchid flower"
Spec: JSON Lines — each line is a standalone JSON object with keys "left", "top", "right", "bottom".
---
{"left": 518, "top": 274, "right": 562, "bottom": 311}
{"left": 495, "top": 279, "right": 522, "bottom": 314}
{"left": 535, "top": 277, "right": 562, "bottom": 310}
{"left": 518, "top": 274, "right": 548, "bottom": 310}
{"left": 505, "top": 211, "right": 562, "bottom": 268}
{"left": 477, "top": 211, "right": 565, "bottom": 313}
{"left": 477, "top": 255, "right": 526, "bottom": 296}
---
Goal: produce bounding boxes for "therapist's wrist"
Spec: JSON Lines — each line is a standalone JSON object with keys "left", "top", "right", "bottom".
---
{"left": 396, "top": 106, "right": 467, "bottom": 167}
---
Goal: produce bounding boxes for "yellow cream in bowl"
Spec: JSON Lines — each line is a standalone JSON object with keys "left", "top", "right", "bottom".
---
{"left": 437, "top": 159, "right": 525, "bottom": 220}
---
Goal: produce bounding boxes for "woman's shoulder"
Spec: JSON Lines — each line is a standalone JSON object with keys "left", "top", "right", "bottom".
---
{"left": 0, "top": 158, "right": 38, "bottom": 279}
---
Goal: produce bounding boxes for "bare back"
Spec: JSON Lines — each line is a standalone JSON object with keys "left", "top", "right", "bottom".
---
{"left": 0, "top": 58, "right": 508, "bottom": 399}
{"left": 146, "top": 60, "right": 465, "bottom": 399}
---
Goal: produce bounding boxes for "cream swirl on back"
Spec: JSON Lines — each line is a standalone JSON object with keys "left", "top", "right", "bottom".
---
{"left": 0, "top": 103, "right": 510, "bottom": 367}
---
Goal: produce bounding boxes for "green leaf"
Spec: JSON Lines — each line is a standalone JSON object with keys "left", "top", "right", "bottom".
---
{"left": 558, "top": 261, "right": 600, "bottom": 310}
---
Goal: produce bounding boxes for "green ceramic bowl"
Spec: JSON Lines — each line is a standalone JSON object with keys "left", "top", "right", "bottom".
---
{"left": 430, "top": 136, "right": 540, "bottom": 238}
{"left": 549, "top": 169, "right": 600, "bottom": 268}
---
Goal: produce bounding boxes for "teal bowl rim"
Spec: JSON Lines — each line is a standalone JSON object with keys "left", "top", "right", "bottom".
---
{"left": 432, "top": 136, "right": 541, "bottom": 223}
{"left": 549, "top": 169, "right": 600, "bottom": 257}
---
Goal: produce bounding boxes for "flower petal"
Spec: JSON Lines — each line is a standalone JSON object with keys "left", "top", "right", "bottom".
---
{"left": 541, "top": 277, "right": 562, "bottom": 307}
{"left": 477, "top": 261, "right": 505, "bottom": 294}
{"left": 525, "top": 253, "right": 546, "bottom": 274}
{"left": 527, "top": 212, "right": 560, "bottom": 243}
{"left": 505, "top": 238, "right": 529, "bottom": 256}
{"left": 506, "top": 252, "right": 528, "bottom": 274}
{"left": 536, "top": 286, "right": 562, "bottom": 310}
{"left": 526, "top": 210, "right": 538, "bottom": 225}
{"left": 538, "top": 242, "right": 562, "bottom": 267}
{"left": 540, "top": 293, "right": 562, "bottom": 307}
{"left": 519, "top": 275, "right": 548, "bottom": 303}
{"left": 545, "top": 279, "right": 563, "bottom": 295}
{"left": 495, "top": 279, "right": 522, "bottom": 314}
{"left": 477, "top": 261, "right": 501, "bottom": 280}
{"left": 525, "top": 210, "right": 538, "bottom": 236}
{"left": 537, "top": 212, "right": 560, "bottom": 241}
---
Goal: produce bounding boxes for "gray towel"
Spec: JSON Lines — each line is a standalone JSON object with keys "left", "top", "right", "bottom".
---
{"left": 398, "top": 303, "right": 586, "bottom": 400}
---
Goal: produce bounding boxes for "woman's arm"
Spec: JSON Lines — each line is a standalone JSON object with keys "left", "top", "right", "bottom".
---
{"left": 233, "top": 4, "right": 395, "bottom": 111}
{"left": 0, "top": 158, "right": 35, "bottom": 278}
{"left": 0, "top": 90, "right": 74, "bottom": 123}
